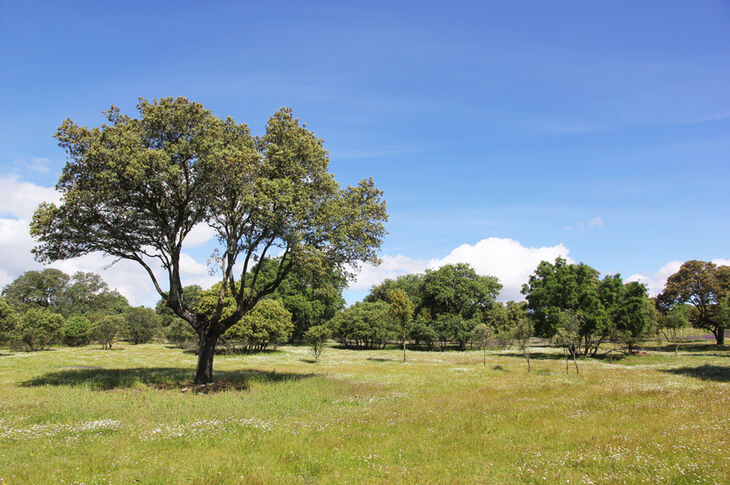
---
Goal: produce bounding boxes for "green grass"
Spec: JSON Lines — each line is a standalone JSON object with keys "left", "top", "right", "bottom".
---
{"left": 0, "top": 340, "right": 728, "bottom": 484}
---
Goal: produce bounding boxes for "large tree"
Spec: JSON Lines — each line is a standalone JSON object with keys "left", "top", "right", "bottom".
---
{"left": 658, "top": 260, "right": 730, "bottom": 345}
{"left": 31, "top": 97, "right": 387, "bottom": 383}
{"left": 522, "top": 258, "right": 608, "bottom": 355}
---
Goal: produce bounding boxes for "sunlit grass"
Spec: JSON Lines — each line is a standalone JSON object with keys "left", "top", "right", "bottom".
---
{"left": 0, "top": 340, "right": 728, "bottom": 484}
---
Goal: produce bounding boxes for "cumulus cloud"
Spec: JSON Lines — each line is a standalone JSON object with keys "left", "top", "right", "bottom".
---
{"left": 183, "top": 223, "right": 217, "bottom": 248}
{"left": 0, "top": 176, "right": 217, "bottom": 307}
{"left": 626, "top": 261, "right": 683, "bottom": 296}
{"left": 349, "top": 237, "right": 571, "bottom": 302}
{"left": 0, "top": 175, "right": 60, "bottom": 218}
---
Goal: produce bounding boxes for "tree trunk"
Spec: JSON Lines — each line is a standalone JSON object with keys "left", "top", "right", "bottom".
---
{"left": 195, "top": 331, "right": 219, "bottom": 385}
{"left": 525, "top": 351, "right": 531, "bottom": 373}
{"left": 483, "top": 347, "right": 486, "bottom": 366}
{"left": 715, "top": 327, "right": 725, "bottom": 346}
{"left": 403, "top": 330, "right": 407, "bottom": 363}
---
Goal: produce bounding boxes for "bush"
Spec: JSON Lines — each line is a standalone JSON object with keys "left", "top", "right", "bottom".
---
{"left": 223, "top": 300, "right": 293, "bottom": 352}
{"left": 62, "top": 315, "right": 91, "bottom": 346}
{"left": 304, "top": 325, "right": 331, "bottom": 362}
{"left": 89, "top": 314, "right": 125, "bottom": 349}
{"left": 124, "top": 306, "right": 161, "bottom": 344}
{"left": 14, "top": 308, "right": 64, "bottom": 350}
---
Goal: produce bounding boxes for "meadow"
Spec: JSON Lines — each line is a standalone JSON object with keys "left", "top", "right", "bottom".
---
{"left": 0, "top": 340, "right": 728, "bottom": 484}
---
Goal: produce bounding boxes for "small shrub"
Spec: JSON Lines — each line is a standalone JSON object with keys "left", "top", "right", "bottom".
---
{"left": 305, "top": 325, "right": 331, "bottom": 362}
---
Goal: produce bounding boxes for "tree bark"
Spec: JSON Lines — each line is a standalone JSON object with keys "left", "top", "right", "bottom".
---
{"left": 195, "top": 331, "right": 219, "bottom": 385}
{"left": 715, "top": 327, "right": 725, "bottom": 346}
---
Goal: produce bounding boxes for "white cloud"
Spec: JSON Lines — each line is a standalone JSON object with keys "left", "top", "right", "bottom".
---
{"left": 0, "top": 176, "right": 218, "bottom": 307}
{"left": 627, "top": 258, "right": 730, "bottom": 297}
{"left": 627, "top": 260, "right": 683, "bottom": 296}
{"left": 0, "top": 175, "right": 60, "bottom": 218}
{"left": 183, "top": 223, "right": 217, "bottom": 248}
{"left": 348, "top": 254, "right": 429, "bottom": 291}
{"left": 349, "top": 237, "right": 571, "bottom": 302}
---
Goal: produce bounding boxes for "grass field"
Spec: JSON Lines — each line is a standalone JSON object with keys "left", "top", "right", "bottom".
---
{"left": 0, "top": 340, "right": 728, "bottom": 484}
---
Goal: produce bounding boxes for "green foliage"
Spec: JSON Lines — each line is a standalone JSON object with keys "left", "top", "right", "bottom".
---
{"left": 607, "top": 282, "right": 652, "bottom": 354}
{"left": 124, "top": 307, "right": 161, "bottom": 344}
{"left": 659, "top": 260, "right": 730, "bottom": 345}
{"left": 522, "top": 258, "right": 605, "bottom": 345}
{"left": 62, "top": 315, "right": 91, "bottom": 346}
{"left": 223, "top": 299, "right": 293, "bottom": 353}
{"left": 366, "top": 273, "right": 425, "bottom": 308}
{"left": 330, "top": 301, "right": 397, "bottom": 349}
{"left": 245, "top": 258, "right": 345, "bottom": 342}
{"left": 13, "top": 308, "right": 64, "bottom": 351}
{"left": 304, "top": 324, "right": 331, "bottom": 362}
{"left": 30, "top": 97, "right": 387, "bottom": 383}
{"left": 89, "top": 315, "right": 125, "bottom": 350}
{"left": 420, "top": 263, "right": 501, "bottom": 320}
{"left": 0, "top": 297, "right": 20, "bottom": 344}
{"left": 1, "top": 269, "right": 128, "bottom": 317}
{"left": 408, "top": 309, "right": 437, "bottom": 349}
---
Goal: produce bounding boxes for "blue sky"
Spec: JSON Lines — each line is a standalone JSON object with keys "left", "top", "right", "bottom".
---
{"left": 1, "top": 1, "right": 729, "bottom": 306}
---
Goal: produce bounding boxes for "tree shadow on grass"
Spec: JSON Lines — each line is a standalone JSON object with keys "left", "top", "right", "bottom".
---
{"left": 367, "top": 357, "right": 398, "bottom": 362}
{"left": 22, "top": 367, "right": 316, "bottom": 392}
{"left": 662, "top": 365, "right": 730, "bottom": 383}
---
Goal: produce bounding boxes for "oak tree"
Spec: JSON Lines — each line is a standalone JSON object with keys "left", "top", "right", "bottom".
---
{"left": 31, "top": 97, "right": 387, "bottom": 383}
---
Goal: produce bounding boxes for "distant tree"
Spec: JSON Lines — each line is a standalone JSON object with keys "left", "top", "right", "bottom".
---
{"left": 658, "top": 260, "right": 730, "bottom": 345}
{"left": 511, "top": 316, "right": 533, "bottom": 373}
{"left": 14, "top": 308, "right": 64, "bottom": 351}
{"left": 471, "top": 323, "right": 494, "bottom": 366}
{"left": 432, "top": 313, "right": 475, "bottom": 351}
{"left": 552, "top": 310, "right": 582, "bottom": 374}
{"left": 387, "top": 289, "right": 413, "bottom": 362}
{"left": 62, "top": 315, "right": 91, "bottom": 346}
{"left": 304, "top": 324, "right": 331, "bottom": 362}
{"left": 124, "top": 306, "right": 161, "bottom": 344}
{"left": 658, "top": 304, "right": 692, "bottom": 356}
{"left": 89, "top": 315, "right": 125, "bottom": 350}
{"left": 330, "top": 301, "right": 396, "bottom": 349}
{"left": 31, "top": 98, "right": 387, "bottom": 384}
{"left": 2, "top": 269, "right": 69, "bottom": 311}
{"left": 0, "top": 298, "right": 20, "bottom": 345}
{"left": 408, "top": 308, "right": 437, "bottom": 349}
{"left": 420, "top": 263, "right": 501, "bottom": 321}
{"left": 609, "top": 281, "right": 652, "bottom": 354}
{"left": 522, "top": 258, "right": 610, "bottom": 356}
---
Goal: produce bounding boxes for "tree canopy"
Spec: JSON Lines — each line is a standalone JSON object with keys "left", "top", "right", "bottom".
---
{"left": 31, "top": 97, "right": 387, "bottom": 383}
{"left": 658, "top": 260, "right": 730, "bottom": 345}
